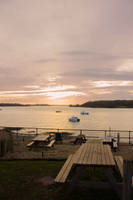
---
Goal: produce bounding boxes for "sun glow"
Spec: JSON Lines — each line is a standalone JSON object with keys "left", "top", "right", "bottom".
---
{"left": 0, "top": 85, "right": 85, "bottom": 101}
{"left": 44, "top": 91, "right": 85, "bottom": 99}
{"left": 0, "top": 85, "right": 76, "bottom": 95}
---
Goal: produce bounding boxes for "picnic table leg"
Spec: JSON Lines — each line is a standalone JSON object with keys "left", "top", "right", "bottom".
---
{"left": 65, "top": 166, "right": 85, "bottom": 198}
{"left": 122, "top": 160, "right": 132, "bottom": 200}
{"left": 104, "top": 168, "right": 121, "bottom": 199}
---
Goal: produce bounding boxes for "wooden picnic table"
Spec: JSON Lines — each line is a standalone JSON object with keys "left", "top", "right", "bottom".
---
{"left": 55, "top": 139, "right": 133, "bottom": 200}
{"left": 55, "top": 140, "right": 122, "bottom": 198}
{"left": 27, "top": 135, "right": 51, "bottom": 148}
{"left": 33, "top": 135, "right": 50, "bottom": 142}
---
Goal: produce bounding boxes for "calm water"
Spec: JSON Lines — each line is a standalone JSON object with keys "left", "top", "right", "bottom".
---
{"left": 0, "top": 106, "right": 133, "bottom": 131}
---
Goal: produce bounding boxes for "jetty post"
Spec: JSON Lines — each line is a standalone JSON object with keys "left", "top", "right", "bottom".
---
{"left": 104, "top": 130, "right": 107, "bottom": 138}
{"left": 117, "top": 132, "right": 120, "bottom": 145}
{"left": 128, "top": 131, "right": 131, "bottom": 144}
{"left": 36, "top": 128, "right": 38, "bottom": 135}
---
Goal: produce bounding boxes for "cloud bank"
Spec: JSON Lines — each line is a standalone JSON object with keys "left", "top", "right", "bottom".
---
{"left": 0, "top": 0, "right": 133, "bottom": 104}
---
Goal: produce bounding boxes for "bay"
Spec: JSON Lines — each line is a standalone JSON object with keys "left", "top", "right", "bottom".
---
{"left": 0, "top": 106, "right": 133, "bottom": 131}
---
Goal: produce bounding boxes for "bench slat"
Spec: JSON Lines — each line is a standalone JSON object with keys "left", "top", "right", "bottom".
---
{"left": 46, "top": 140, "right": 55, "bottom": 148}
{"left": 55, "top": 154, "right": 74, "bottom": 183}
{"left": 26, "top": 141, "right": 34, "bottom": 147}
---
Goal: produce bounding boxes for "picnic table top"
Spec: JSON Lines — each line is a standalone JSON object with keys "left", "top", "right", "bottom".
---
{"left": 73, "top": 142, "right": 115, "bottom": 167}
{"left": 33, "top": 135, "right": 49, "bottom": 141}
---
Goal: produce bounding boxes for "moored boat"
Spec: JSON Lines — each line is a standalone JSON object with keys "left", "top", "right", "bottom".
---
{"left": 80, "top": 111, "right": 89, "bottom": 115}
{"left": 69, "top": 116, "right": 80, "bottom": 122}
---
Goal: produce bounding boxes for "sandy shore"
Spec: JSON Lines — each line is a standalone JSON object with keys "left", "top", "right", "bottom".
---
{"left": 1, "top": 134, "right": 80, "bottom": 160}
{"left": 1, "top": 133, "right": 133, "bottom": 160}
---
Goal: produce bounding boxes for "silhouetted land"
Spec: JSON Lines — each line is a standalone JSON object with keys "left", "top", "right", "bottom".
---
{"left": 80, "top": 100, "right": 133, "bottom": 108}
{"left": 1, "top": 101, "right": 133, "bottom": 108}
{"left": 0, "top": 103, "right": 49, "bottom": 107}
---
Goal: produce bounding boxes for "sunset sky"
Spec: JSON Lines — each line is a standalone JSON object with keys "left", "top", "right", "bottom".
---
{"left": 1, "top": 0, "right": 133, "bottom": 105}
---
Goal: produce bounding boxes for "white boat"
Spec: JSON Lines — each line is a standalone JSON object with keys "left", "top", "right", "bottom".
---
{"left": 80, "top": 111, "right": 89, "bottom": 115}
{"left": 69, "top": 116, "right": 80, "bottom": 122}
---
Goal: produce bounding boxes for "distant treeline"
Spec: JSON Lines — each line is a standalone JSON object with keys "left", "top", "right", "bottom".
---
{"left": 0, "top": 103, "right": 49, "bottom": 107}
{"left": 81, "top": 100, "right": 133, "bottom": 108}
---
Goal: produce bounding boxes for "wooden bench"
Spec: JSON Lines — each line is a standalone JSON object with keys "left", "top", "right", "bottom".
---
{"left": 55, "top": 154, "right": 74, "bottom": 183}
{"left": 115, "top": 155, "right": 133, "bottom": 187}
{"left": 115, "top": 156, "right": 123, "bottom": 177}
{"left": 73, "top": 135, "right": 87, "bottom": 145}
{"left": 26, "top": 141, "right": 34, "bottom": 149}
{"left": 46, "top": 140, "right": 55, "bottom": 148}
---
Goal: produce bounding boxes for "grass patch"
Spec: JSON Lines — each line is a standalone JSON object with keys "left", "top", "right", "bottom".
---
{"left": 0, "top": 160, "right": 122, "bottom": 200}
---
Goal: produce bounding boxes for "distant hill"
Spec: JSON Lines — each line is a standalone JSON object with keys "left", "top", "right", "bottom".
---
{"left": 80, "top": 100, "right": 133, "bottom": 108}
{"left": 0, "top": 103, "right": 49, "bottom": 107}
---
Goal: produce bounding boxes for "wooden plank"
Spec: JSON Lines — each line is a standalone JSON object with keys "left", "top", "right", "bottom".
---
{"left": 95, "top": 143, "right": 101, "bottom": 165}
{"left": 46, "top": 140, "right": 55, "bottom": 148}
{"left": 99, "top": 143, "right": 105, "bottom": 166}
{"left": 73, "top": 144, "right": 85, "bottom": 163}
{"left": 103, "top": 145, "right": 110, "bottom": 166}
{"left": 82, "top": 143, "right": 93, "bottom": 165}
{"left": 105, "top": 145, "right": 115, "bottom": 166}
{"left": 100, "top": 144, "right": 107, "bottom": 165}
{"left": 104, "top": 145, "right": 112, "bottom": 165}
{"left": 99, "top": 144, "right": 105, "bottom": 165}
{"left": 115, "top": 156, "right": 123, "bottom": 177}
{"left": 91, "top": 143, "right": 98, "bottom": 165}
{"left": 89, "top": 143, "right": 95, "bottom": 165}
{"left": 55, "top": 154, "right": 74, "bottom": 183}
{"left": 78, "top": 143, "right": 88, "bottom": 165}
{"left": 26, "top": 141, "right": 34, "bottom": 147}
{"left": 83, "top": 143, "right": 92, "bottom": 164}
{"left": 85, "top": 143, "right": 95, "bottom": 165}
{"left": 97, "top": 143, "right": 105, "bottom": 165}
